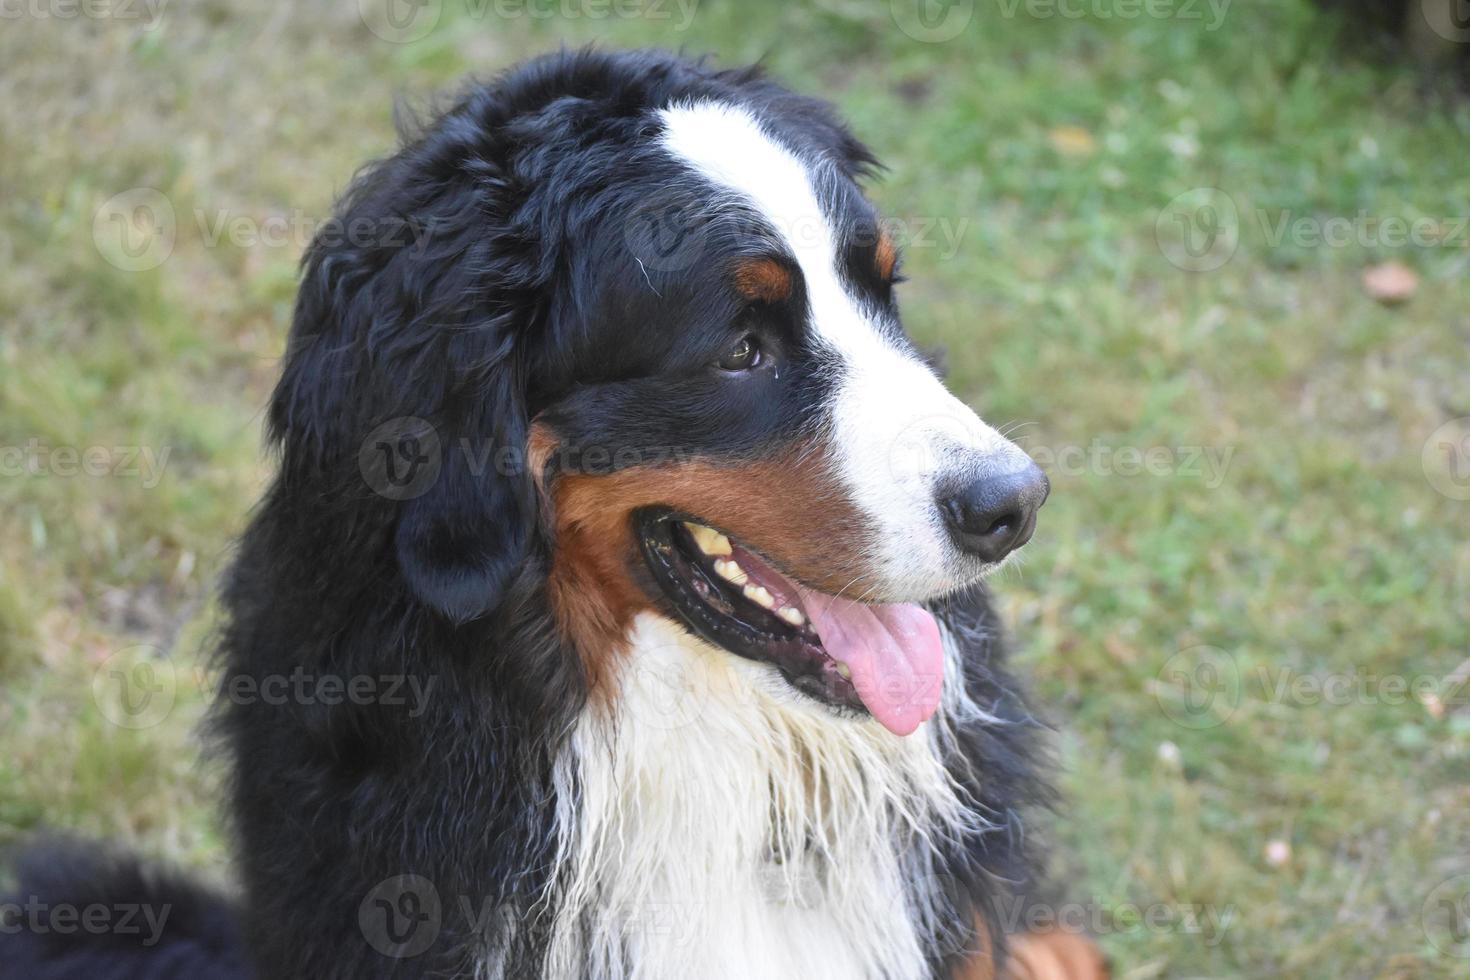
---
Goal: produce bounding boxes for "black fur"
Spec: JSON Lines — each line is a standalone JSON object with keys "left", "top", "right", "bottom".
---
{"left": 0, "top": 841, "right": 248, "bottom": 980}
{"left": 3, "top": 48, "right": 1049, "bottom": 979}
{"left": 1311, "top": 0, "right": 1470, "bottom": 76}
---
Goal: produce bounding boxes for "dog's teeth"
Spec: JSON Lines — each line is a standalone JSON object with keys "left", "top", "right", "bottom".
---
{"left": 713, "top": 559, "right": 748, "bottom": 586}
{"left": 777, "top": 606, "right": 805, "bottom": 627}
{"left": 684, "top": 522, "right": 732, "bottom": 556}
{"left": 834, "top": 662, "right": 852, "bottom": 680}
{"left": 743, "top": 584, "right": 775, "bottom": 609}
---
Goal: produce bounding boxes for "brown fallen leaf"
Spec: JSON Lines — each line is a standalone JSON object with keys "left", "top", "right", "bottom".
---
{"left": 1362, "top": 261, "right": 1418, "bottom": 305}
{"left": 1102, "top": 632, "right": 1139, "bottom": 665}
{"left": 1048, "top": 125, "right": 1096, "bottom": 158}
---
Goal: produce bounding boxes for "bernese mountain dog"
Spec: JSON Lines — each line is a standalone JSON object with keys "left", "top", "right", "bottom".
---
{"left": 2, "top": 48, "right": 1107, "bottom": 980}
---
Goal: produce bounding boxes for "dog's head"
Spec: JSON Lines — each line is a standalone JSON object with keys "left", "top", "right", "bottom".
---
{"left": 273, "top": 50, "right": 1046, "bottom": 736}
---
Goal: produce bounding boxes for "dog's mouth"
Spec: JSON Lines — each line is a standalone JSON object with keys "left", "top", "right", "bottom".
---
{"left": 634, "top": 508, "right": 944, "bottom": 736}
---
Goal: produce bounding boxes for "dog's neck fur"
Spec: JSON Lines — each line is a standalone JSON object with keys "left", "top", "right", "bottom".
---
{"left": 536, "top": 613, "right": 990, "bottom": 980}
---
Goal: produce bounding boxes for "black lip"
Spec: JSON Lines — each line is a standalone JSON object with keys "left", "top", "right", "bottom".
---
{"left": 633, "top": 506, "right": 867, "bottom": 716}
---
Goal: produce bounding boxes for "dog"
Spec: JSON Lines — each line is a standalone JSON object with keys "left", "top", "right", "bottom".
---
{"left": 2, "top": 48, "right": 1106, "bottom": 980}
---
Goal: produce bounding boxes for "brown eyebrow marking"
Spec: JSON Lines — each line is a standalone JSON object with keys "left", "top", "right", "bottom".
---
{"left": 732, "top": 256, "right": 793, "bottom": 303}
{"left": 875, "top": 228, "right": 898, "bottom": 281}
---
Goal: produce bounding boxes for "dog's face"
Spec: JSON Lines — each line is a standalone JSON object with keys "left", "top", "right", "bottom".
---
{"left": 277, "top": 54, "right": 1046, "bottom": 737}
{"left": 525, "top": 101, "right": 1047, "bottom": 735}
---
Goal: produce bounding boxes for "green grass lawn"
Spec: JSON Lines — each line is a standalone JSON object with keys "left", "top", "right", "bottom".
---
{"left": 2, "top": 2, "right": 1468, "bottom": 976}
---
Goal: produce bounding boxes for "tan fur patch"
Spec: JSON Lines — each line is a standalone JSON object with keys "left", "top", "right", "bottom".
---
{"left": 875, "top": 229, "right": 899, "bottom": 281}
{"left": 733, "top": 256, "right": 794, "bottom": 303}
{"left": 952, "top": 923, "right": 1110, "bottom": 980}
{"left": 531, "top": 427, "right": 876, "bottom": 702}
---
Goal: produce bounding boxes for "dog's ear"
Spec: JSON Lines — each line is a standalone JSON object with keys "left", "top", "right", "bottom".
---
{"left": 393, "top": 366, "right": 535, "bottom": 625}
{"left": 269, "top": 147, "right": 542, "bottom": 626}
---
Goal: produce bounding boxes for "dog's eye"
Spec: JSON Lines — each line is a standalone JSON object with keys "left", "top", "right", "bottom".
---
{"left": 717, "top": 335, "right": 762, "bottom": 372}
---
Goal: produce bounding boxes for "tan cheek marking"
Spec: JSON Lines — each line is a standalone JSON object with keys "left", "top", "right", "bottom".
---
{"left": 535, "top": 431, "right": 879, "bottom": 703}
{"left": 733, "top": 257, "right": 793, "bottom": 304}
{"left": 543, "top": 494, "right": 653, "bottom": 705}
{"left": 875, "top": 229, "right": 898, "bottom": 281}
{"left": 999, "top": 929, "right": 1110, "bottom": 980}
{"left": 951, "top": 921, "right": 1110, "bottom": 980}
{"left": 530, "top": 422, "right": 644, "bottom": 702}
{"left": 526, "top": 422, "right": 558, "bottom": 499}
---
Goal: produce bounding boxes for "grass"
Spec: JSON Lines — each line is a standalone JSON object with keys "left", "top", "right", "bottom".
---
{"left": 2, "top": 1, "right": 1468, "bottom": 976}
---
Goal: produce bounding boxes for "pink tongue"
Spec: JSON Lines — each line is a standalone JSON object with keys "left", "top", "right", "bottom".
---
{"left": 794, "top": 587, "right": 945, "bottom": 736}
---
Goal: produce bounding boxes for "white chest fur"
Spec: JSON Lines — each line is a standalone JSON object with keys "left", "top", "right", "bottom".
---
{"left": 539, "top": 613, "right": 989, "bottom": 980}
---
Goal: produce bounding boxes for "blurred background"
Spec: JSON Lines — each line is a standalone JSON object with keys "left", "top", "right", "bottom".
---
{"left": 2, "top": 1, "right": 1468, "bottom": 976}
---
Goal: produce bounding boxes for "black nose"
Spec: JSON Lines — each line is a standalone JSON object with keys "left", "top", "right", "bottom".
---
{"left": 940, "top": 461, "right": 1050, "bottom": 563}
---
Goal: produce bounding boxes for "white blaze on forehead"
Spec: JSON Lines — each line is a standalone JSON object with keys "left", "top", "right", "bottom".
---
{"left": 657, "top": 101, "right": 1032, "bottom": 599}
